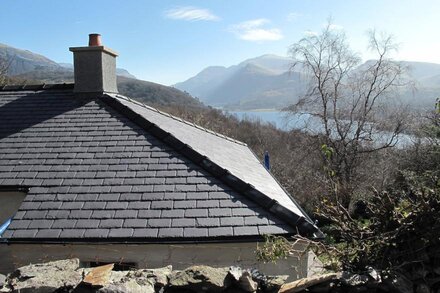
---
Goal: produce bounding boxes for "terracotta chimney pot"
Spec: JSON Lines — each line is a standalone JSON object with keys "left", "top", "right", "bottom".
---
{"left": 88, "top": 34, "right": 102, "bottom": 46}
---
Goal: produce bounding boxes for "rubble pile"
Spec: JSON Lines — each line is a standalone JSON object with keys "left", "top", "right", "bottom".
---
{"left": 0, "top": 259, "right": 287, "bottom": 293}
{"left": 1, "top": 258, "right": 436, "bottom": 292}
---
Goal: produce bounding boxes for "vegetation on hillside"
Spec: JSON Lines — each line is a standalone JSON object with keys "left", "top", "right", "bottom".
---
{"left": 1, "top": 65, "right": 204, "bottom": 108}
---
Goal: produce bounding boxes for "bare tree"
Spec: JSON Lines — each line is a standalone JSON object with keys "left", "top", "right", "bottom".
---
{"left": 289, "top": 23, "right": 408, "bottom": 206}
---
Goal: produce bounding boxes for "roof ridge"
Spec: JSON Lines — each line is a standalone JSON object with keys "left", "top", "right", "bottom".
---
{"left": 113, "top": 94, "right": 248, "bottom": 147}
{"left": 0, "top": 83, "right": 74, "bottom": 92}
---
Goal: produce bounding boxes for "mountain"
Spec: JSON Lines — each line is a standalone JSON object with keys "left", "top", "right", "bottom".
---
{"left": 58, "top": 62, "right": 137, "bottom": 79}
{"left": 0, "top": 43, "right": 60, "bottom": 75}
{"left": 0, "top": 43, "right": 136, "bottom": 79}
{"left": 174, "top": 55, "right": 304, "bottom": 110}
{"left": 0, "top": 43, "right": 202, "bottom": 108}
{"left": 175, "top": 55, "right": 440, "bottom": 110}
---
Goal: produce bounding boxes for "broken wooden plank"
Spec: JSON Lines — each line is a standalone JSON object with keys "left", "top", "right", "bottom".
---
{"left": 278, "top": 273, "right": 340, "bottom": 293}
{"left": 83, "top": 263, "right": 114, "bottom": 287}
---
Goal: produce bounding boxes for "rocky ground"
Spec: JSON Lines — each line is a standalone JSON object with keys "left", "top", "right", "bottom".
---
{"left": 0, "top": 259, "right": 436, "bottom": 293}
{"left": 0, "top": 259, "right": 287, "bottom": 293}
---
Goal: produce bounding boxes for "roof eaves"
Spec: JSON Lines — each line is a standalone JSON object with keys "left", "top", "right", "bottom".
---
{"left": 3, "top": 234, "right": 297, "bottom": 245}
{"left": 99, "top": 93, "right": 322, "bottom": 239}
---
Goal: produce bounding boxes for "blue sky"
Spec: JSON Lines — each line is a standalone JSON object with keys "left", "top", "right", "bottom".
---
{"left": 1, "top": 0, "right": 439, "bottom": 85}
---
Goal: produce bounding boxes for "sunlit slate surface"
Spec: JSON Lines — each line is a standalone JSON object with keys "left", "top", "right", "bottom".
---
{"left": 0, "top": 89, "right": 297, "bottom": 240}
{"left": 112, "top": 94, "right": 307, "bottom": 219}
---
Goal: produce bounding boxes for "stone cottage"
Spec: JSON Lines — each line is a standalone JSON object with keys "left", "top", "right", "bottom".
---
{"left": 0, "top": 34, "right": 321, "bottom": 278}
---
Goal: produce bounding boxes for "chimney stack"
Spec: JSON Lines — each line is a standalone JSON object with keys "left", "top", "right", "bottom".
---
{"left": 69, "top": 34, "right": 118, "bottom": 94}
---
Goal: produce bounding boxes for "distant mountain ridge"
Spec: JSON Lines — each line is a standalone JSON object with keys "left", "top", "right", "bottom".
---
{"left": 58, "top": 62, "right": 136, "bottom": 79}
{"left": 0, "top": 42, "right": 202, "bottom": 108}
{"left": 0, "top": 43, "right": 136, "bottom": 79}
{"left": 175, "top": 55, "right": 440, "bottom": 110}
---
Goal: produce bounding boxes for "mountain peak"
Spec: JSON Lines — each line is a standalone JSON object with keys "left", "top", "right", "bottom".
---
{"left": 175, "top": 54, "right": 440, "bottom": 110}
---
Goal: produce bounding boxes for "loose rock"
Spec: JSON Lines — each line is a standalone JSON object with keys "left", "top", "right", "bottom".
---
{"left": 168, "top": 265, "right": 231, "bottom": 293}
{"left": 238, "top": 271, "right": 258, "bottom": 292}
{"left": 7, "top": 258, "right": 82, "bottom": 293}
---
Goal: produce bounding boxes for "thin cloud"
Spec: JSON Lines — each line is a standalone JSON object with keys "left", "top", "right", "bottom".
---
{"left": 303, "top": 30, "right": 318, "bottom": 37}
{"left": 287, "top": 12, "right": 302, "bottom": 22}
{"left": 164, "top": 6, "right": 220, "bottom": 22}
{"left": 229, "top": 18, "right": 283, "bottom": 41}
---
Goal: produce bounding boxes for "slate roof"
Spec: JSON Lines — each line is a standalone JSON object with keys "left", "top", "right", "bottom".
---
{"left": 0, "top": 85, "right": 320, "bottom": 242}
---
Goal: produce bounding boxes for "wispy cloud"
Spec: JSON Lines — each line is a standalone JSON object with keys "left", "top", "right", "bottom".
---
{"left": 287, "top": 12, "right": 302, "bottom": 22}
{"left": 164, "top": 6, "right": 220, "bottom": 22}
{"left": 303, "top": 30, "right": 318, "bottom": 37}
{"left": 229, "top": 18, "right": 283, "bottom": 42}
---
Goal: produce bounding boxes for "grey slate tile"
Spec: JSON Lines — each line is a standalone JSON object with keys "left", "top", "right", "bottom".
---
{"left": 47, "top": 210, "right": 70, "bottom": 219}
{"left": 99, "top": 219, "right": 123, "bottom": 228}
{"left": 185, "top": 209, "right": 208, "bottom": 218}
{"left": 60, "top": 202, "right": 84, "bottom": 210}
{"left": 174, "top": 200, "right": 196, "bottom": 209}
{"left": 76, "top": 219, "right": 100, "bottom": 228}
{"left": 29, "top": 220, "right": 54, "bottom": 229}
{"left": 52, "top": 219, "right": 77, "bottom": 229}
{"left": 115, "top": 210, "right": 138, "bottom": 218}
{"left": 233, "top": 226, "right": 259, "bottom": 236}
{"left": 133, "top": 228, "right": 158, "bottom": 237}
{"left": 60, "top": 229, "right": 86, "bottom": 238}
{"left": 244, "top": 216, "right": 269, "bottom": 226}
{"left": 105, "top": 201, "right": 129, "bottom": 209}
{"left": 172, "top": 218, "right": 196, "bottom": 227}
{"left": 91, "top": 210, "right": 115, "bottom": 219}
{"left": 209, "top": 208, "right": 232, "bottom": 217}
{"left": 83, "top": 202, "right": 106, "bottom": 210}
{"left": 148, "top": 219, "right": 171, "bottom": 228}
{"left": 12, "top": 229, "right": 38, "bottom": 238}
{"left": 197, "top": 218, "right": 219, "bottom": 227}
{"left": 127, "top": 201, "right": 151, "bottom": 210}
{"left": 186, "top": 192, "right": 208, "bottom": 200}
{"left": 196, "top": 200, "right": 219, "bottom": 208}
{"left": 184, "top": 227, "right": 208, "bottom": 237}
{"left": 123, "top": 219, "right": 147, "bottom": 228}
{"left": 109, "top": 228, "right": 134, "bottom": 238}
{"left": 151, "top": 200, "right": 173, "bottom": 210}
{"left": 158, "top": 228, "right": 183, "bottom": 238}
{"left": 35, "top": 229, "right": 62, "bottom": 238}
{"left": 232, "top": 208, "right": 256, "bottom": 217}
{"left": 8, "top": 220, "right": 31, "bottom": 229}
{"left": 208, "top": 227, "right": 233, "bottom": 237}
{"left": 120, "top": 193, "right": 142, "bottom": 201}
{"left": 163, "top": 192, "right": 186, "bottom": 200}
{"left": 138, "top": 210, "right": 161, "bottom": 219}
{"left": 220, "top": 217, "right": 245, "bottom": 227}
{"left": 161, "top": 209, "right": 185, "bottom": 218}
{"left": 84, "top": 229, "right": 110, "bottom": 238}
{"left": 69, "top": 210, "right": 92, "bottom": 219}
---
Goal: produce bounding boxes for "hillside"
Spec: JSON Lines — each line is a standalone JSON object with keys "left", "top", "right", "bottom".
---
{"left": 0, "top": 43, "right": 136, "bottom": 78}
{"left": 0, "top": 43, "right": 203, "bottom": 108}
{"left": 0, "top": 43, "right": 60, "bottom": 75}
{"left": 175, "top": 55, "right": 440, "bottom": 110}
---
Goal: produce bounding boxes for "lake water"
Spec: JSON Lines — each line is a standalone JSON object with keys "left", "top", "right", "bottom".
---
{"left": 228, "top": 110, "right": 415, "bottom": 147}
